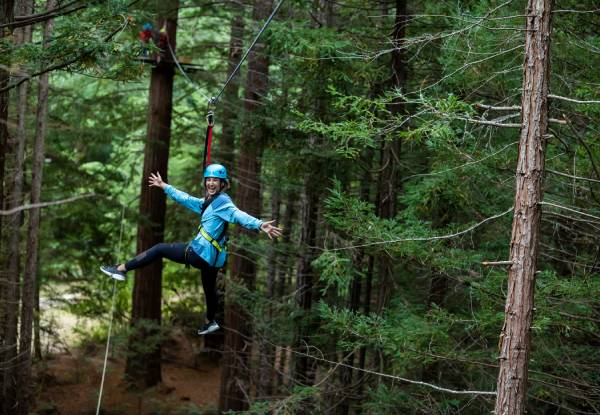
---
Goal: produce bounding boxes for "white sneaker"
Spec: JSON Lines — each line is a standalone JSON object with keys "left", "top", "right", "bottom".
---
{"left": 197, "top": 321, "right": 220, "bottom": 335}
{"left": 100, "top": 265, "right": 126, "bottom": 281}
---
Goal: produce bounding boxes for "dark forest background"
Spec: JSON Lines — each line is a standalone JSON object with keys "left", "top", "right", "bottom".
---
{"left": 1, "top": 0, "right": 599, "bottom": 414}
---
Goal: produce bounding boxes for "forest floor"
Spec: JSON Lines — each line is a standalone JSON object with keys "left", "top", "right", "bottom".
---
{"left": 32, "top": 327, "right": 221, "bottom": 415}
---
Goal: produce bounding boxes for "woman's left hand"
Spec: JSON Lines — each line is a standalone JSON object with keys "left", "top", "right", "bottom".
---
{"left": 260, "top": 220, "right": 283, "bottom": 239}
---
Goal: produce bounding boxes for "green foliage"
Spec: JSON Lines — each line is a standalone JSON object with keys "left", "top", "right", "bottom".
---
{"left": 16, "top": 0, "right": 600, "bottom": 413}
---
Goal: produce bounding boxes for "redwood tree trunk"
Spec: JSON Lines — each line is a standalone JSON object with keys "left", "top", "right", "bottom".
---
{"left": 495, "top": 0, "right": 554, "bottom": 413}
{"left": 2, "top": 1, "right": 33, "bottom": 411}
{"left": 125, "top": 1, "right": 178, "bottom": 388}
{"left": 219, "top": 0, "right": 272, "bottom": 410}
{"left": 16, "top": 2, "right": 54, "bottom": 413}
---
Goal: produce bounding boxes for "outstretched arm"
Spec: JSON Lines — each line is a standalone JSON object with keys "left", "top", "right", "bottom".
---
{"left": 214, "top": 202, "right": 282, "bottom": 239}
{"left": 149, "top": 171, "right": 203, "bottom": 214}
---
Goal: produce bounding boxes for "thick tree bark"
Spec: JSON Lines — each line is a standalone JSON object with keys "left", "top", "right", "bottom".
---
{"left": 0, "top": 11, "right": 15, "bottom": 405}
{"left": 125, "top": 1, "right": 178, "bottom": 389}
{"left": 217, "top": 3, "right": 245, "bottom": 169}
{"left": 2, "top": 1, "right": 33, "bottom": 411}
{"left": 495, "top": 1, "right": 554, "bottom": 413}
{"left": 15, "top": 2, "right": 54, "bottom": 413}
{"left": 219, "top": 0, "right": 272, "bottom": 411}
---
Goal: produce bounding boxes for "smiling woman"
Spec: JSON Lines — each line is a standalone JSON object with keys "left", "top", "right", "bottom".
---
{"left": 100, "top": 163, "right": 282, "bottom": 335}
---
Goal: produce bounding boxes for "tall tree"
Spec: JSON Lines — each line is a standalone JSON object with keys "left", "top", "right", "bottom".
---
{"left": 257, "top": 191, "right": 280, "bottom": 397}
{"left": 0, "top": 0, "right": 14, "bottom": 213}
{"left": 16, "top": 1, "right": 55, "bottom": 413}
{"left": 219, "top": 0, "right": 273, "bottom": 410}
{"left": 375, "top": 0, "right": 407, "bottom": 314}
{"left": 292, "top": 0, "right": 334, "bottom": 404}
{"left": 125, "top": 0, "right": 178, "bottom": 388}
{"left": 0, "top": 9, "right": 15, "bottom": 407}
{"left": 2, "top": 1, "right": 33, "bottom": 412}
{"left": 495, "top": 0, "right": 554, "bottom": 413}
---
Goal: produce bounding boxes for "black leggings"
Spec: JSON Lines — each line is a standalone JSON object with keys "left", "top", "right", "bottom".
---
{"left": 124, "top": 243, "right": 219, "bottom": 321}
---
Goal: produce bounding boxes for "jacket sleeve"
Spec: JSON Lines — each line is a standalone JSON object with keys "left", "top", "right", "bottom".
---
{"left": 164, "top": 185, "right": 204, "bottom": 214}
{"left": 214, "top": 200, "right": 263, "bottom": 231}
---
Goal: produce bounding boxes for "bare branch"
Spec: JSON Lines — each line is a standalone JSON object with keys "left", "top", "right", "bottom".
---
{"left": 549, "top": 94, "right": 600, "bottom": 105}
{"left": 540, "top": 201, "right": 600, "bottom": 221}
{"left": 0, "top": 193, "right": 96, "bottom": 216}
{"left": 475, "top": 103, "right": 520, "bottom": 111}
{"left": 547, "top": 169, "right": 600, "bottom": 184}
{"left": 482, "top": 260, "right": 513, "bottom": 266}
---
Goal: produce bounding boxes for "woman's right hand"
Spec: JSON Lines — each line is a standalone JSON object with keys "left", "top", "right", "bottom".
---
{"left": 149, "top": 171, "right": 167, "bottom": 189}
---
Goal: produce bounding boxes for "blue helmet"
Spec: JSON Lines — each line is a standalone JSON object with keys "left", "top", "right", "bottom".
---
{"left": 203, "top": 163, "right": 228, "bottom": 180}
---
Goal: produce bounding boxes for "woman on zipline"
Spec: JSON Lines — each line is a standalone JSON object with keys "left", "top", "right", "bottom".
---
{"left": 101, "top": 164, "right": 282, "bottom": 335}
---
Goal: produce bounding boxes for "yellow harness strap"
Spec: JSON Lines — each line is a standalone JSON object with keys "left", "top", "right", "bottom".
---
{"left": 199, "top": 226, "right": 223, "bottom": 252}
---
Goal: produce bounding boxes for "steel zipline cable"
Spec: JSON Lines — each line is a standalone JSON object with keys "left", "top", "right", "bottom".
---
{"left": 166, "top": 0, "right": 286, "bottom": 168}
{"left": 210, "top": 0, "right": 286, "bottom": 107}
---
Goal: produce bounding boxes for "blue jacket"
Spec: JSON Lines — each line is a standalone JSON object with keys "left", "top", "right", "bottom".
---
{"left": 164, "top": 185, "right": 263, "bottom": 268}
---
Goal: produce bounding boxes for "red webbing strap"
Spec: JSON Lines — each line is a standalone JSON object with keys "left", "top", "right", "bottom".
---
{"left": 202, "top": 110, "right": 214, "bottom": 168}
{"left": 206, "top": 125, "right": 213, "bottom": 165}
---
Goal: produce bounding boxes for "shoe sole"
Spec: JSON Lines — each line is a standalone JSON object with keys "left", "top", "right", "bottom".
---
{"left": 100, "top": 267, "right": 126, "bottom": 281}
{"left": 198, "top": 325, "right": 220, "bottom": 336}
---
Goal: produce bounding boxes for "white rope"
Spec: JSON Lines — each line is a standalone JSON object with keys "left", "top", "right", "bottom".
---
{"left": 166, "top": 41, "right": 211, "bottom": 102}
{"left": 96, "top": 279, "right": 117, "bottom": 415}
{"left": 96, "top": 204, "right": 126, "bottom": 415}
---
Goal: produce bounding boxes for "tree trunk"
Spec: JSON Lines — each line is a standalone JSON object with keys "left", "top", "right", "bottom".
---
{"left": 495, "top": 0, "right": 554, "bottom": 413}
{"left": 336, "top": 157, "right": 373, "bottom": 415}
{"left": 0, "top": 0, "right": 14, "bottom": 218}
{"left": 2, "top": 1, "right": 33, "bottom": 411}
{"left": 217, "top": 3, "right": 245, "bottom": 169}
{"left": 292, "top": 172, "right": 319, "bottom": 388}
{"left": 0, "top": 7, "right": 15, "bottom": 409}
{"left": 274, "top": 196, "right": 295, "bottom": 391}
{"left": 219, "top": 0, "right": 272, "bottom": 411}
{"left": 257, "top": 191, "right": 280, "bottom": 398}
{"left": 276, "top": 197, "right": 295, "bottom": 299}
{"left": 125, "top": 1, "right": 178, "bottom": 389}
{"left": 375, "top": 0, "right": 407, "bottom": 314}
{"left": 34, "top": 277, "right": 42, "bottom": 360}
{"left": 15, "top": 2, "right": 54, "bottom": 413}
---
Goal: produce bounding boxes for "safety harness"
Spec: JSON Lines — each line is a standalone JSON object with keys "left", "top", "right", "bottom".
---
{"left": 185, "top": 193, "right": 229, "bottom": 267}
